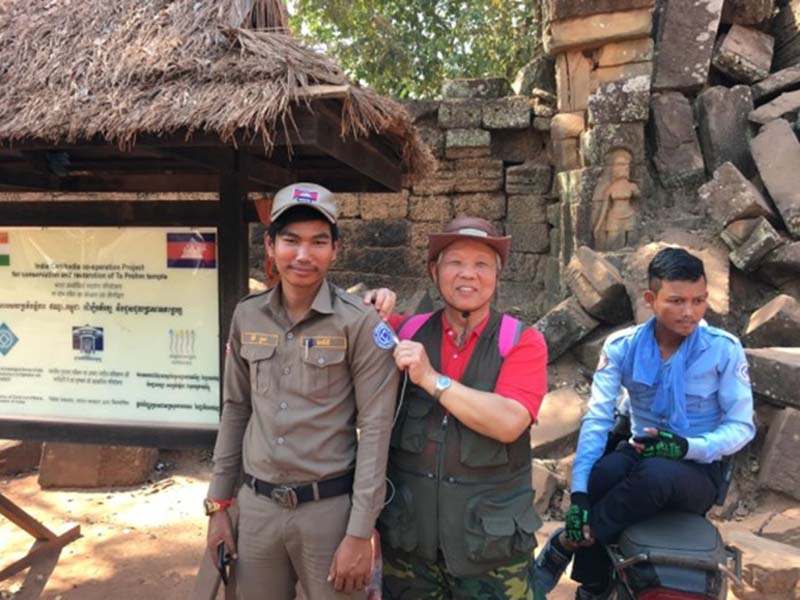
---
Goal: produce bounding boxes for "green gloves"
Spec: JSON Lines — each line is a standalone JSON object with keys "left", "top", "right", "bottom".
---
{"left": 635, "top": 429, "right": 688, "bottom": 460}
{"left": 565, "top": 492, "right": 591, "bottom": 543}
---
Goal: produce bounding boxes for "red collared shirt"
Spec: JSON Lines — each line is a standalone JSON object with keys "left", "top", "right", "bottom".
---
{"left": 388, "top": 312, "right": 547, "bottom": 420}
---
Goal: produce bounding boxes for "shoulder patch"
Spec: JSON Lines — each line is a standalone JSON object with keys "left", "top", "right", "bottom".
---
{"left": 736, "top": 359, "right": 750, "bottom": 385}
{"left": 372, "top": 321, "right": 398, "bottom": 350}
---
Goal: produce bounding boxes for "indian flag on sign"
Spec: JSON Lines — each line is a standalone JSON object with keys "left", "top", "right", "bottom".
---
{"left": 0, "top": 232, "right": 8, "bottom": 267}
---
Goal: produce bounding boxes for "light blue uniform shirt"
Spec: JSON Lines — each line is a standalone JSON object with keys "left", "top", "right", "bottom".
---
{"left": 572, "top": 323, "right": 755, "bottom": 495}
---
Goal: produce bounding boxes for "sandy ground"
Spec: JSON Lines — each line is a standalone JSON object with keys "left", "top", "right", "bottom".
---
{"left": 0, "top": 449, "right": 754, "bottom": 600}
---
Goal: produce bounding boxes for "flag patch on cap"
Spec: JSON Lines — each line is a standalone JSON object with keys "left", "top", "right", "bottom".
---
{"left": 293, "top": 188, "right": 319, "bottom": 203}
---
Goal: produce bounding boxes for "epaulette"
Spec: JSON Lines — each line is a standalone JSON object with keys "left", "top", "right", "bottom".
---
{"left": 238, "top": 287, "right": 271, "bottom": 304}
{"left": 702, "top": 325, "right": 741, "bottom": 346}
{"left": 332, "top": 285, "right": 369, "bottom": 313}
{"left": 605, "top": 323, "right": 639, "bottom": 346}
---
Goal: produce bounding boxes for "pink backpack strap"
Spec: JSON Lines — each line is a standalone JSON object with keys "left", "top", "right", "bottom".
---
{"left": 397, "top": 312, "right": 434, "bottom": 341}
{"left": 498, "top": 315, "right": 524, "bottom": 358}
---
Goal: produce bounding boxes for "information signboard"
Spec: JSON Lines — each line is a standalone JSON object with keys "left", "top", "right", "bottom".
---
{"left": 0, "top": 227, "right": 220, "bottom": 445}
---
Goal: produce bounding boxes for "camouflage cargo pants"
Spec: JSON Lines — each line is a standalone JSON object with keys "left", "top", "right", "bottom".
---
{"left": 382, "top": 547, "right": 543, "bottom": 600}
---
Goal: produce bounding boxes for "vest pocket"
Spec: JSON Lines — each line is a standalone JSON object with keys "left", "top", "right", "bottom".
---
{"left": 392, "top": 396, "right": 434, "bottom": 454}
{"left": 377, "top": 483, "right": 418, "bottom": 552}
{"left": 458, "top": 423, "right": 509, "bottom": 467}
{"left": 464, "top": 490, "right": 537, "bottom": 563}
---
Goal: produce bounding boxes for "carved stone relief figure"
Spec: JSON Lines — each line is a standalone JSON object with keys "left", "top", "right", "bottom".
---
{"left": 592, "top": 148, "right": 640, "bottom": 250}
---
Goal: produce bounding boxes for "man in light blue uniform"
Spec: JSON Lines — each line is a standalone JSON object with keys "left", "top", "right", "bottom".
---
{"left": 536, "top": 247, "right": 755, "bottom": 599}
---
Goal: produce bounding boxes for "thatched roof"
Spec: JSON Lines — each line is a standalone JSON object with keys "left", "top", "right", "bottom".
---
{"left": 0, "top": 0, "right": 432, "bottom": 183}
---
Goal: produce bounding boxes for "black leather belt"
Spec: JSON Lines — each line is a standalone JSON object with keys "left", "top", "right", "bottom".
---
{"left": 245, "top": 471, "right": 354, "bottom": 509}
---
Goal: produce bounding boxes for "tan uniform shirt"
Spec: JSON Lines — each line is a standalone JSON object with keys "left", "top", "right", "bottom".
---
{"left": 208, "top": 281, "right": 399, "bottom": 538}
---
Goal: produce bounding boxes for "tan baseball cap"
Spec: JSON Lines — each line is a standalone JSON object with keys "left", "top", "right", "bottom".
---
{"left": 270, "top": 182, "right": 337, "bottom": 224}
{"left": 428, "top": 216, "right": 511, "bottom": 266}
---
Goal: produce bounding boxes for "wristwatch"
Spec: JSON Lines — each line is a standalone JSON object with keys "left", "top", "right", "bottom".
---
{"left": 204, "top": 498, "right": 233, "bottom": 516}
{"left": 432, "top": 374, "right": 452, "bottom": 400}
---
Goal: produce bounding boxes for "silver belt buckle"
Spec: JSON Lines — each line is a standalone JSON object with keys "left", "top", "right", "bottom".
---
{"left": 270, "top": 485, "right": 298, "bottom": 509}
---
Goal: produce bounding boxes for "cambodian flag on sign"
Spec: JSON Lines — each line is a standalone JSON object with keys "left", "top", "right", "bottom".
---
{"left": 166, "top": 233, "right": 217, "bottom": 269}
{"left": 293, "top": 188, "right": 319, "bottom": 203}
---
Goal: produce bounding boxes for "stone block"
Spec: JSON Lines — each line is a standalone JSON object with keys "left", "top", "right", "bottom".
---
{"left": 590, "top": 62, "right": 653, "bottom": 92}
{"left": 359, "top": 191, "right": 408, "bottom": 220}
{"left": 444, "top": 128, "right": 492, "bottom": 159}
{"left": 544, "top": 0, "right": 654, "bottom": 21}
{"left": 751, "top": 118, "right": 800, "bottom": 237}
{"left": 722, "top": 529, "right": 800, "bottom": 597}
{"left": 501, "top": 252, "right": 541, "bottom": 283}
{"left": 749, "top": 89, "right": 800, "bottom": 125}
{"left": 506, "top": 162, "right": 553, "bottom": 195}
{"left": 722, "top": 0, "right": 775, "bottom": 26}
{"left": 551, "top": 111, "right": 586, "bottom": 140}
{"left": 696, "top": 86, "right": 756, "bottom": 179}
{"left": 546, "top": 7, "right": 654, "bottom": 56}
{"left": 490, "top": 129, "right": 547, "bottom": 162}
{"left": 411, "top": 161, "right": 456, "bottom": 196}
{"left": 759, "top": 407, "right": 800, "bottom": 500}
{"left": 513, "top": 56, "right": 556, "bottom": 95}
{"left": 565, "top": 246, "right": 633, "bottom": 324}
{"left": 532, "top": 461, "right": 559, "bottom": 514}
{"left": 533, "top": 117, "right": 552, "bottom": 132}
{"left": 652, "top": 0, "right": 724, "bottom": 93}
{"left": 451, "top": 157, "right": 505, "bottom": 193}
{"left": 338, "top": 246, "right": 417, "bottom": 277}
{"left": 555, "top": 51, "right": 593, "bottom": 112}
{"left": 336, "top": 193, "right": 360, "bottom": 218}
{"left": 532, "top": 387, "right": 587, "bottom": 456}
{"left": 760, "top": 508, "right": 800, "bottom": 549}
{"left": 400, "top": 99, "right": 439, "bottom": 123}
{"left": 442, "top": 78, "right": 512, "bottom": 99}
{"left": 571, "top": 325, "right": 630, "bottom": 371}
{"left": 771, "top": 0, "right": 800, "bottom": 71}
{"left": 744, "top": 294, "right": 800, "bottom": 348}
{"left": 721, "top": 218, "right": 761, "bottom": 250}
{"left": 534, "top": 297, "right": 600, "bottom": 362}
{"left": 557, "top": 167, "right": 605, "bottom": 261}
{"left": 416, "top": 124, "right": 445, "bottom": 158}
{"left": 410, "top": 222, "right": 440, "bottom": 249}
{"left": 0, "top": 440, "right": 42, "bottom": 475}
{"left": 730, "top": 217, "right": 785, "bottom": 272}
{"left": 438, "top": 100, "right": 482, "bottom": 129}
{"left": 587, "top": 75, "right": 650, "bottom": 125}
{"left": 650, "top": 92, "right": 706, "bottom": 188}
{"left": 580, "top": 122, "right": 645, "bottom": 167}
{"left": 746, "top": 348, "right": 800, "bottom": 409}
{"left": 553, "top": 138, "right": 581, "bottom": 172}
{"left": 506, "top": 223, "right": 551, "bottom": 254}
{"left": 338, "top": 219, "right": 408, "bottom": 247}
{"left": 39, "top": 443, "right": 158, "bottom": 488}
{"left": 712, "top": 25, "right": 774, "bottom": 84}
{"left": 752, "top": 66, "right": 800, "bottom": 104}
{"left": 482, "top": 97, "right": 532, "bottom": 130}
{"left": 452, "top": 192, "right": 506, "bottom": 221}
{"left": 698, "top": 162, "right": 776, "bottom": 228}
{"left": 596, "top": 38, "right": 654, "bottom": 67}
{"left": 759, "top": 241, "right": 800, "bottom": 291}
{"left": 408, "top": 195, "right": 452, "bottom": 222}
{"left": 507, "top": 195, "right": 549, "bottom": 224}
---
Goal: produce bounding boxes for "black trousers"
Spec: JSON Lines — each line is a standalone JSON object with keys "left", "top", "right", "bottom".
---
{"left": 571, "top": 444, "right": 720, "bottom": 589}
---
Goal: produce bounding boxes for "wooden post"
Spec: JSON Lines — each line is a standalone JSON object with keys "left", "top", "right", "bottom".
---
{"left": 0, "top": 493, "right": 81, "bottom": 582}
{"left": 217, "top": 150, "right": 250, "bottom": 398}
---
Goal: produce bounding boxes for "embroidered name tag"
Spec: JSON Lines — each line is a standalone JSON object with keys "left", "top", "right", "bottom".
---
{"left": 241, "top": 332, "right": 279, "bottom": 346}
{"left": 301, "top": 336, "right": 347, "bottom": 350}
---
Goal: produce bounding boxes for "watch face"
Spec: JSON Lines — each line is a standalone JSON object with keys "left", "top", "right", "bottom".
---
{"left": 437, "top": 375, "right": 452, "bottom": 389}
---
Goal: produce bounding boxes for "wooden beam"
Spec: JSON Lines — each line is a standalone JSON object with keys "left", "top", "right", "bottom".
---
{"left": 311, "top": 107, "right": 402, "bottom": 191}
{"left": 0, "top": 168, "right": 59, "bottom": 190}
{"left": 0, "top": 201, "right": 220, "bottom": 226}
{"left": 56, "top": 174, "right": 219, "bottom": 192}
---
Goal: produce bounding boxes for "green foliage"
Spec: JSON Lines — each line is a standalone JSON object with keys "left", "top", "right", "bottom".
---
{"left": 289, "top": 1, "right": 542, "bottom": 98}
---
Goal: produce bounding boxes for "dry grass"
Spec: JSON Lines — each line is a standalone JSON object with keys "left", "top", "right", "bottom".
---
{"left": 0, "top": 0, "right": 432, "bottom": 175}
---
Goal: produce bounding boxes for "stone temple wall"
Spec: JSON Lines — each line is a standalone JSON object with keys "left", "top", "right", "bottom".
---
{"left": 250, "top": 78, "right": 561, "bottom": 322}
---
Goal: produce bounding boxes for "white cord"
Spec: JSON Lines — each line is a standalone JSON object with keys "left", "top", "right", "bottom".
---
{"left": 384, "top": 476, "right": 396, "bottom": 507}
{"left": 392, "top": 370, "right": 409, "bottom": 428}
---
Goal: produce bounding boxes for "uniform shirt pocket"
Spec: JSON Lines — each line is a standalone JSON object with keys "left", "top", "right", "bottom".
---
{"left": 301, "top": 345, "right": 347, "bottom": 401}
{"left": 685, "top": 370, "right": 720, "bottom": 413}
{"left": 240, "top": 344, "right": 277, "bottom": 395}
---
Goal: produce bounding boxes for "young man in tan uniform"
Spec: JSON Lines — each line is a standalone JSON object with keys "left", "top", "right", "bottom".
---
{"left": 204, "top": 182, "right": 400, "bottom": 599}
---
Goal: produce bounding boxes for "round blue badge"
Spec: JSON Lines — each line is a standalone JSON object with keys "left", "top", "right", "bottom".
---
{"left": 373, "top": 322, "right": 396, "bottom": 350}
{"left": 736, "top": 360, "right": 750, "bottom": 384}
